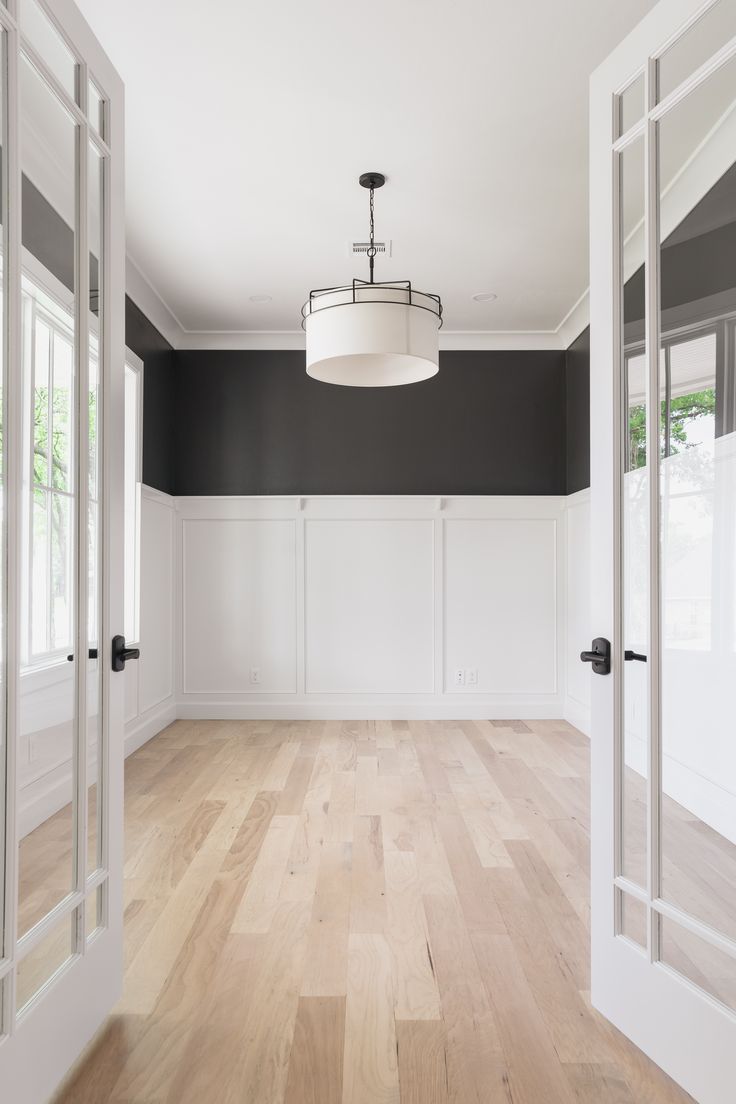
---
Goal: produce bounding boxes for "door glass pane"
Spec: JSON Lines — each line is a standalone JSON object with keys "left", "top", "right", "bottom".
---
{"left": 658, "top": 53, "right": 736, "bottom": 943}
{"left": 616, "top": 72, "right": 645, "bottom": 137}
{"left": 124, "top": 362, "right": 139, "bottom": 644}
{"left": 618, "top": 890, "right": 647, "bottom": 949}
{"left": 620, "top": 135, "right": 648, "bottom": 889}
{"left": 17, "top": 55, "right": 78, "bottom": 937}
{"left": 660, "top": 917, "right": 736, "bottom": 1013}
{"left": 88, "top": 79, "right": 105, "bottom": 139}
{"left": 0, "top": 27, "right": 6, "bottom": 965}
{"left": 658, "top": 0, "right": 736, "bottom": 101}
{"left": 16, "top": 916, "right": 74, "bottom": 1012}
{"left": 87, "top": 141, "right": 103, "bottom": 876}
{"left": 86, "top": 883, "right": 102, "bottom": 940}
{"left": 19, "top": 0, "right": 77, "bottom": 99}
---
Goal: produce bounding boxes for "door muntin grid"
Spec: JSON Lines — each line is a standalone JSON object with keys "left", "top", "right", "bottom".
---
{"left": 0, "top": 0, "right": 113, "bottom": 1035}
{"left": 613, "top": 5, "right": 736, "bottom": 1014}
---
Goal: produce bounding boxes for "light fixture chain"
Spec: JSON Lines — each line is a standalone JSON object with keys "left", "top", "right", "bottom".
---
{"left": 368, "top": 185, "right": 376, "bottom": 284}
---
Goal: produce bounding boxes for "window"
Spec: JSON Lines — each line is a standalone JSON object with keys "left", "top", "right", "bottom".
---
{"left": 124, "top": 351, "right": 143, "bottom": 645}
{"left": 19, "top": 254, "right": 143, "bottom": 668}
{"left": 23, "top": 272, "right": 79, "bottom": 665}
{"left": 625, "top": 316, "right": 736, "bottom": 654}
{"left": 624, "top": 321, "right": 722, "bottom": 472}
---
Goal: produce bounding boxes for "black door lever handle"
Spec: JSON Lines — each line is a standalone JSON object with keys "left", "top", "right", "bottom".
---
{"left": 111, "top": 634, "right": 140, "bottom": 672}
{"left": 624, "top": 650, "right": 647, "bottom": 662}
{"left": 580, "top": 637, "right": 611, "bottom": 675}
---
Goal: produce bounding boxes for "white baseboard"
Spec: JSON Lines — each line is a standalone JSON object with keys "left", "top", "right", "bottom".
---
{"left": 176, "top": 696, "right": 565, "bottom": 721}
{"left": 564, "top": 696, "right": 591, "bottom": 737}
{"left": 124, "top": 698, "right": 176, "bottom": 757}
{"left": 664, "top": 755, "right": 736, "bottom": 847}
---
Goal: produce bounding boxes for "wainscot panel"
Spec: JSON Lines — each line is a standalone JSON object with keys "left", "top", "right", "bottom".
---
{"left": 175, "top": 495, "right": 567, "bottom": 720}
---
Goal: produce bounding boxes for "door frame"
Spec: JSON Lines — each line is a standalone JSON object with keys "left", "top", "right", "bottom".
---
{"left": 590, "top": 1, "right": 736, "bottom": 1100}
{"left": 0, "top": 0, "right": 125, "bottom": 1099}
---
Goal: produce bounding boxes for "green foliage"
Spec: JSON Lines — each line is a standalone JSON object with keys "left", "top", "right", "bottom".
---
{"left": 628, "top": 388, "right": 715, "bottom": 469}
{"left": 32, "top": 373, "right": 98, "bottom": 652}
{"left": 34, "top": 383, "right": 71, "bottom": 489}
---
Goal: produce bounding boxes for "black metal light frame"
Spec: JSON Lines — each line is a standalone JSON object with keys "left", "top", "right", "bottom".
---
{"left": 300, "top": 172, "right": 443, "bottom": 331}
{"left": 301, "top": 277, "right": 443, "bottom": 331}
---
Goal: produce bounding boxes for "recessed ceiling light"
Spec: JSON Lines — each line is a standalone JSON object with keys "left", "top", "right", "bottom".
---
{"left": 249, "top": 294, "right": 272, "bottom": 303}
{"left": 471, "top": 291, "right": 497, "bottom": 303}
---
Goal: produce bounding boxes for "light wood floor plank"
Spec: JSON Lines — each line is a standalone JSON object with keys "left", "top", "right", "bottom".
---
{"left": 231, "top": 814, "right": 301, "bottom": 933}
{"left": 342, "top": 933, "right": 400, "bottom": 1104}
{"left": 384, "top": 850, "right": 442, "bottom": 1021}
{"left": 396, "top": 1020, "right": 449, "bottom": 1104}
{"left": 284, "top": 996, "right": 346, "bottom": 1104}
{"left": 301, "top": 841, "right": 353, "bottom": 997}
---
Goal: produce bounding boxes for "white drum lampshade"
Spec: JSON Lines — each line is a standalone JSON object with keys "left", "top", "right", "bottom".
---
{"left": 301, "top": 172, "right": 443, "bottom": 387}
{"left": 304, "top": 283, "right": 441, "bottom": 386}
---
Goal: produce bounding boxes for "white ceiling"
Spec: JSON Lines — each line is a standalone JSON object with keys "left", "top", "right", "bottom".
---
{"left": 75, "top": 0, "right": 657, "bottom": 346}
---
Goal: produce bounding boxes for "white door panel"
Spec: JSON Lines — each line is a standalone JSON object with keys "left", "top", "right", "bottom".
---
{"left": 590, "top": 1, "right": 736, "bottom": 1100}
{"left": 0, "top": 0, "right": 124, "bottom": 1100}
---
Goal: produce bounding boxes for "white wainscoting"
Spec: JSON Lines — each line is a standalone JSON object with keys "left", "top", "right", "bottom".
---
{"left": 124, "top": 485, "right": 177, "bottom": 756}
{"left": 176, "top": 495, "right": 567, "bottom": 720}
{"left": 182, "top": 517, "right": 297, "bottom": 694}
{"left": 564, "top": 488, "right": 592, "bottom": 734}
{"left": 305, "top": 518, "right": 435, "bottom": 694}
{"left": 445, "top": 518, "right": 558, "bottom": 695}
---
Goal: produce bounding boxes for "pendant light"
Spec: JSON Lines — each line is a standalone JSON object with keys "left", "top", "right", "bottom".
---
{"left": 302, "top": 173, "right": 443, "bottom": 386}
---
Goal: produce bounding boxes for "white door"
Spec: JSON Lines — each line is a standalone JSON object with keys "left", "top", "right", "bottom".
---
{"left": 590, "top": 0, "right": 736, "bottom": 1100}
{"left": 0, "top": 0, "right": 125, "bottom": 1100}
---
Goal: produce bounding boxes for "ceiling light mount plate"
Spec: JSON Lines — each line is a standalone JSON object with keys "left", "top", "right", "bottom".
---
{"left": 359, "top": 172, "right": 386, "bottom": 189}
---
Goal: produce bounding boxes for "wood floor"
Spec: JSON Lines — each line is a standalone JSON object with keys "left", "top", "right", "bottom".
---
{"left": 52, "top": 718, "right": 696, "bottom": 1104}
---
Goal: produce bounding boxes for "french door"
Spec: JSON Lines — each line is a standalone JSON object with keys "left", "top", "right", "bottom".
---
{"left": 590, "top": 0, "right": 736, "bottom": 1100}
{"left": 0, "top": 0, "right": 124, "bottom": 1100}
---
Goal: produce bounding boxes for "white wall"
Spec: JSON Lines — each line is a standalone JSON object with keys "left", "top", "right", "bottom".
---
{"left": 176, "top": 495, "right": 566, "bottom": 719}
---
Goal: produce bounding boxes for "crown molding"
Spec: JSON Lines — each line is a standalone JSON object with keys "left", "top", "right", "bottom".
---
{"left": 125, "top": 255, "right": 186, "bottom": 349}
{"left": 555, "top": 289, "right": 590, "bottom": 348}
{"left": 174, "top": 328, "right": 570, "bottom": 352}
{"left": 125, "top": 256, "right": 589, "bottom": 354}
{"left": 178, "top": 330, "right": 306, "bottom": 351}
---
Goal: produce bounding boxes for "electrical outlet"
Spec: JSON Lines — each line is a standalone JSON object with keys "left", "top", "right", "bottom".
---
{"left": 453, "top": 668, "right": 465, "bottom": 688}
{"left": 466, "top": 668, "right": 478, "bottom": 687}
{"left": 250, "top": 667, "right": 261, "bottom": 685}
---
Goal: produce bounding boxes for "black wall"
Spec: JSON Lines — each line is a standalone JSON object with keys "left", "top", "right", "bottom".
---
{"left": 565, "top": 327, "right": 590, "bottom": 494}
{"left": 172, "top": 350, "right": 569, "bottom": 497}
{"left": 125, "top": 299, "right": 176, "bottom": 495}
{"left": 18, "top": 160, "right": 583, "bottom": 497}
